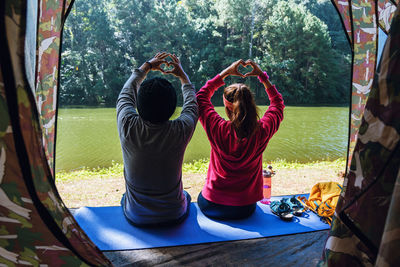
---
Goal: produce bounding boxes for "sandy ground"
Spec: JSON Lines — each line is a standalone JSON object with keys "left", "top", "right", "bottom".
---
{"left": 56, "top": 166, "right": 344, "bottom": 208}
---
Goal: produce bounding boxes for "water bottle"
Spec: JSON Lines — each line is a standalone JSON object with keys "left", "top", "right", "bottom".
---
{"left": 261, "top": 165, "right": 275, "bottom": 204}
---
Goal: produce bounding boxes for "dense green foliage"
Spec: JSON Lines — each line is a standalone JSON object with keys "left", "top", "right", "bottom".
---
{"left": 60, "top": 0, "right": 351, "bottom": 106}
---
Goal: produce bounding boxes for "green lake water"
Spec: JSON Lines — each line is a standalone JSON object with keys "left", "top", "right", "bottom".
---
{"left": 55, "top": 106, "right": 349, "bottom": 171}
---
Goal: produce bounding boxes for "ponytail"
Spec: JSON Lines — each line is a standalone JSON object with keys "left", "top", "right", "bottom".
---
{"left": 224, "top": 84, "right": 259, "bottom": 139}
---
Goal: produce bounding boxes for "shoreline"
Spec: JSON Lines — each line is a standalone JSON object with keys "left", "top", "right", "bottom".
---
{"left": 56, "top": 158, "right": 346, "bottom": 208}
{"left": 56, "top": 158, "right": 346, "bottom": 180}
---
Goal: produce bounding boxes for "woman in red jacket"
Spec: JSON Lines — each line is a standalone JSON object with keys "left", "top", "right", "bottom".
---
{"left": 196, "top": 59, "right": 285, "bottom": 220}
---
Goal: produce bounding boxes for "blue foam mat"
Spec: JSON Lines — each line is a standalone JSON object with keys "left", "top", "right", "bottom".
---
{"left": 73, "top": 195, "right": 329, "bottom": 251}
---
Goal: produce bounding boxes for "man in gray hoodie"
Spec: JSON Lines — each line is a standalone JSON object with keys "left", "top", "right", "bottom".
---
{"left": 117, "top": 52, "right": 198, "bottom": 227}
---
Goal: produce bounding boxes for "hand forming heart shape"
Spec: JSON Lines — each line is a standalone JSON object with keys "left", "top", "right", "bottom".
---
{"left": 159, "top": 61, "right": 176, "bottom": 73}
{"left": 237, "top": 63, "right": 255, "bottom": 77}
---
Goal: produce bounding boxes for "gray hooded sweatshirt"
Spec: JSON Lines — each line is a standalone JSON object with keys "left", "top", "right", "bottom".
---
{"left": 116, "top": 69, "right": 198, "bottom": 225}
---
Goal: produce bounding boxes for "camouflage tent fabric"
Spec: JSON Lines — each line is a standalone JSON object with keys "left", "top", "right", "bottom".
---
{"left": 378, "top": 0, "right": 398, "bottom": 33}
{"left": 332, "top": 0, "right": 397, "bottom": 173}
{"left": 35, "top": 0, "right": 74, "bottom": 175}
{"left": 319, "top": 5, "right": 400, "bottom": 266}
{"left": 1, "top": 0, "right": 399, "bottom": 265}
{"left": 0, "top": 1, "right": 111, "bottom": 266}
{"left": 347, "top": 0, "right": 378, "bottom": 172}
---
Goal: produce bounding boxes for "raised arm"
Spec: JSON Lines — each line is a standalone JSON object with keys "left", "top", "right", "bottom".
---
{"left": 116, "top": 52, "right": 170, "bottom": 119}
{"left": 163, "top": 54, "right": 198, "bottom": 131}
{"left": 244, "top": 60, "right": 285, "bottom": 136}
{"left": 196, "top": 59, "right": 245, "bottom": 137}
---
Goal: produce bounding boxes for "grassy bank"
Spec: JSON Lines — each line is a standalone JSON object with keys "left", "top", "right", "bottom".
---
{"left": 56, "top": 158, "right": 346, "bottom": 180}
{"left": 56, "top": 158, "right": 346, "bottom": 208}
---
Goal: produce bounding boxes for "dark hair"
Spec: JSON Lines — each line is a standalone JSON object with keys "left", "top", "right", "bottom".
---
{"left": 224, "top": 83, "right": 259, "bottom": 139}
{"left": 137, "top": 77, "right": 177, "bottom": 124}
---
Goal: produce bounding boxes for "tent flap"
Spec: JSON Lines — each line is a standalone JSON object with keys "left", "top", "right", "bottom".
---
{"left": 0, "top": 0, "right": 111, "bottom": 265}
{"left": 35, "top": 0, "right": 69, "bottom": 175}
{"left": 320, "top": 4, "right": 400, "bottom": 266}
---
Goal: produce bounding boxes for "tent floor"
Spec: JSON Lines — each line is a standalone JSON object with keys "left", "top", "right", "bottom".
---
{"left": 102, "top": 230, "right": 328, "bottom": 266}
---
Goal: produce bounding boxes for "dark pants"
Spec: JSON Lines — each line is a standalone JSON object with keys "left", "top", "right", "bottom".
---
{"left": 197, "top": 192, "right": 256, "bottom": 220}
{"left": 121, "top": 191, "right": 191, "bottom": 228}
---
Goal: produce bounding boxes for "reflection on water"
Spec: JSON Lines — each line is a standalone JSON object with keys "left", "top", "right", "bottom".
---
{"left": 56, "top": 106, "right": 349, "bottom": 171}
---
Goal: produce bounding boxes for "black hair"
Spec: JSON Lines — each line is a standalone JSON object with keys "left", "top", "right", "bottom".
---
{"left": 137, "top": 77, "right": 177, "bottom": 124}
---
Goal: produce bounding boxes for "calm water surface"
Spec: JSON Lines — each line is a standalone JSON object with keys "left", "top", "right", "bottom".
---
{"left": 56, "top": 106, "right": 349, "bottom": 171}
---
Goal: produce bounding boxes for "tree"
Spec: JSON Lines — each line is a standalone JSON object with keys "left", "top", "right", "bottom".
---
{"left": 257, "top": 0, "right": 349, "bottom": 104}
{"left": 60, "top": 0, "right": 351, "bottom": 106}
{"left": 61, "top": 0, "right": 126, "bottom": 106}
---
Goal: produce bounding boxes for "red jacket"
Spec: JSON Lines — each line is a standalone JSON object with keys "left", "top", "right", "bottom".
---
{"left": 196, "top": 74, "right": 285, "bottom": 206}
